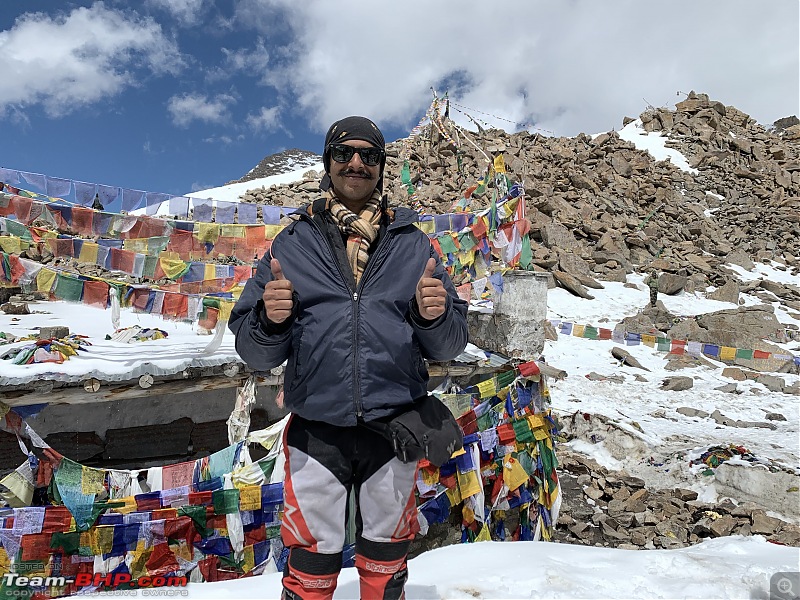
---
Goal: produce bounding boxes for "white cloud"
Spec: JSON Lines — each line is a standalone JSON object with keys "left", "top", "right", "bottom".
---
{"left": 146, "top": 0, "right": 207, "bottom": 26}
{"left": 207, "top": 39, "right": 271, "bottom": 83}
{"left": 236, "top": 0, "right": 799, "bottom": 136}
{"left": 167, "top": 93, "right": 237, "bottom": 127}
{"left": 246, "top": 106, "right": 281, "bottom": 132}
{"left": 0, "top": 2, "right": 183, "bottom": 117}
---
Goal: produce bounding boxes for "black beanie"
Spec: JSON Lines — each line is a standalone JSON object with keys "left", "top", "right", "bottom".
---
{"left": 320, "top": 116, "right": 386, "bottom": 192}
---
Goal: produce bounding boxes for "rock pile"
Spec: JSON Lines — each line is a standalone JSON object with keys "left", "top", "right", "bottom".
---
{"left": 235, "top": 92, "right": 799, "bottom": 294}
{"left": 554, "top": 450, "right": 800, "bottom": 549}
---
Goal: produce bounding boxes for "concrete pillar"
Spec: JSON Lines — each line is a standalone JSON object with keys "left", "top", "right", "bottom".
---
{"left": 467, "top": 271, "right": 549, "bottom": 360}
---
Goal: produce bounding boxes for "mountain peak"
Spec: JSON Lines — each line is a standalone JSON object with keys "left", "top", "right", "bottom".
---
{"left": 226, "top": 148, "right": 322, "bottom": 184}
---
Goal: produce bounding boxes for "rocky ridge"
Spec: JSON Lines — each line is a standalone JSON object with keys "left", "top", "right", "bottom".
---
{"left": 227, "top": 148, "right": 321, "bottom": 185}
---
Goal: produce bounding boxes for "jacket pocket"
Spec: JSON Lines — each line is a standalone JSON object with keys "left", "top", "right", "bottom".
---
{"left": 287, "top": 326, "right": 304, "bottom": 391}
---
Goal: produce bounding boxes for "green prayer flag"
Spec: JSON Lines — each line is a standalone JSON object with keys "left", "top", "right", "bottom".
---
{"left": 437, "top": 234, "right": 458, "bottom": 254}
{"left": 735, "top": 348, "right": 754, "bottom": 360}
{"left": 457, "top": 232, "right": 477, "bottom": 252}
{"left": 54, "top": 273, "right": 84, "bottom": 302}
{"left": 518, "top": 450, "right": 536, "bottom": 476}
{"left": 147, "top": 236, "right": 170, "bottom": 255}
{"left": 258, "top": 457, "right": 276, "bottom": 480}
{"left": 212, "top": 488, "right": 240, "bottom": 515}
{"left": 142, "top": 255, "right": 159, "bottom": 279}
{"left": 496, "top": 370, "right": 516, "bottom": 389}
{"left": 512, "top": 418, "right": 535, "bottom": 444}
{"left": 584, "top": 326, "right": 599, "bottom": 340}
{"left": 50, "top": 531, "right": 81, "bottom": 554}
{"left": 519, "top": 235, "right": 532, "bottom": 269}
{"left": 477, "top": 410, "right": 496, "bottom": 432}
{"left": 5, "top": 219, "right": 32, "bottom": 241}
{"left": 656, "top": 337, "right": 670, "bottom": 352}
{"left": 178, "top": 505, "right": 212, "bottom": 538}
{"left": 203, "top": 296, "right": 221, "bottom": 309}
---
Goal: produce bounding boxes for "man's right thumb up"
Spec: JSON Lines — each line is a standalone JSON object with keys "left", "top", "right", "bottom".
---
{"left": 271, "top": 258, "right": 286, "bottom": 281}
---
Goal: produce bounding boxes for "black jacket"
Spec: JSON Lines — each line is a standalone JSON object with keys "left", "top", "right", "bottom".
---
{"left": 229, "top": 204, "right": 469, "bottom": 426}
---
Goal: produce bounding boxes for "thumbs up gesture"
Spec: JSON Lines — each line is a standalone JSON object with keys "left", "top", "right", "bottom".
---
{"left": 415, "top": 258, "right": 447, "bottom": 320}
{"left": 263, "top": 258, "right": 294, "bottom": 323}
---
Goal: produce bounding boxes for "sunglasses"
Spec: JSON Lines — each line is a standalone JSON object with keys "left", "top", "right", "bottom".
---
{"left": 328, "top": 143, "right": 385, "bottom": 167}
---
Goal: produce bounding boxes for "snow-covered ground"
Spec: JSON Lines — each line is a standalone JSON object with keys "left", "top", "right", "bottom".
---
{"left": 79, "top": 535, "right": 796, "bottom": 599}
{"left": 543, "top": 268, "right": 799, "bottom": 519}
{"left": 618, "top": 120, "right": 699, "bottom": 174}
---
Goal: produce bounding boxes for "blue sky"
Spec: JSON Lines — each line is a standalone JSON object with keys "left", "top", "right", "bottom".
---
{"left": 1, "top": 0, "right": 797, "bottom": 199}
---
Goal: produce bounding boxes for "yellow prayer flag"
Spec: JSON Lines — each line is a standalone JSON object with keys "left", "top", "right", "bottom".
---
{"left": 417, "top": 220, "right": 435, "bottom": 235}
{"left": 475, "top": 523, "right": 492, "bottom": 542}
{"left": 641, "top": 334, "right": 656, "bottom": 347}
{"left": 421, "top": 468, "right": 440, "bottom": 486}
{"left": 97, "top": 526, "right": 115, "bottom": 554}
{"left": 445, "top": 486, "right": 462, "bottom": 507}
{"left": 219, "top": 299, "right": 234, "bottom": 322}
{"left": 239, "top": 485, "right": 262, "bottom": 511}
{"left": 720, "top": 346, "right": 736, "bottom": 360}
{"left": 111, "top": 496, "right": 137, "bottom": 514}
{"left": 0, "top": 547, "right": 9, "bottom": 578}
{"left": 493, "top": 154, "right": 506, "bottom": 174}
{"left": 36, "top": 268, "right": 57, "bottom": 293}
{"left": 80, "top": 530, "right": 98, "bottom": 555}
{"left": 173, "top": 540, "right": 192, "bottom": 562}
{"left": 572, "top": 324, "right": 586, "bottom": 338}
{"left": 502, "top": 456, "right": 529, "bottom": 491}
{"left": 195, "top": 223, "right": 220, "bottom": 243}
{"left": 123, "top": 238, "right": 149, "bottom": 254}
{"left": 242, "top": 544, "right": 256, "bottom": 573}
{"left": 81, "top": 466, "right": 105, "bottom": 495}
{"left": 204, "top": 263, "right": 216, "bottom": 281}
{"left": 459, "top": 251, "right": 475, "bottom": 267}
{"left": 476, "top": 378, "right": 496, "bottom": 399}
{"left": 457, "top": 469, "right": 482, "bottom": 499}
{"left": 220, "top": 225, "right": 246, "bottom": 239}
{"left": 533, "top": 427, "right": 550, "bottom": 441}
{"left": 264, "top": 225, "right": 284, "bottom": 240}
{"left": 159, "top": 257, "right": 189, "bottom": 279}
{"left": 527, "top": 414, "right": 546, "bottom": 430}
{"left": 128, "top": 542, "right": 152, "bottom": 579}
{"left": 462, "top": 505, "right": 475, "bottom": 524}
{"left": 78, "top": 242, "right": 99, "bottom": 264}
{"left": 0, "top": 237, "right": 22, "bottom": 254}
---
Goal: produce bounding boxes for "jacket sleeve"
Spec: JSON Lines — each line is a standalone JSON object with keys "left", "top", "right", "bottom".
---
{"left": 228, "top": 247, "right": 295, "bottom": 371}
{"left": 408, "top": 248, "right": 469, "bottom": 361}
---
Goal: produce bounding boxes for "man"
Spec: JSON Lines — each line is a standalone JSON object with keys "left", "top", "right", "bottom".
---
{"left": 229, "top": 116, "right": 469, "bottom": 600}
{"left": 645, "top": 270, "right": 659, "bottom": 307}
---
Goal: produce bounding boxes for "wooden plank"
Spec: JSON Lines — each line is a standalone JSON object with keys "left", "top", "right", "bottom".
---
{"left": 0, "top": 374, "right": 281, "bottom": 407}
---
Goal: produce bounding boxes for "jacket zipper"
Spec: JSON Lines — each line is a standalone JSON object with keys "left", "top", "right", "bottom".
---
{"left": 299, "top": 213, "right": 397, "bottom": 419}
{"left": 351, "top": 229, "right": 395, "bottom": 417}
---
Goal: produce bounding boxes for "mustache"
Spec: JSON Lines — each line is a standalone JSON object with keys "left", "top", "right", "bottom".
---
{"left": 337, "top": 168, "right": 373, "bottom": 179}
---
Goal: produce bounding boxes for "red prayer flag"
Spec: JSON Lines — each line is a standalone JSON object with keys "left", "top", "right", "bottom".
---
{"left": 146, "top": 543, "right": 181, "bottom": 577}
{"left": 13, "top": 196, "right": 33, "bottom": 223}
{"left": 188, "top": 491, "right": 212, "bottom": 506}
{"left": 110, "top": 248, "right": 136, "bottom": 273}
{"left": 753, "top": 350, "right": 771, "bottom": 359}
{"left": 471, "top": 217, "right": 487, "bottom": 239}
{"left": 71, "top": 207, "right": 94, "bottom": 235}
{"left": 82, "top": 280, "right": 109, "bottom": 309}
{"left": 517, "top": 361, "right": 540, "bottom": 377}
{"left": 42, "top": 506, "right": 72, "bottom": 533}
